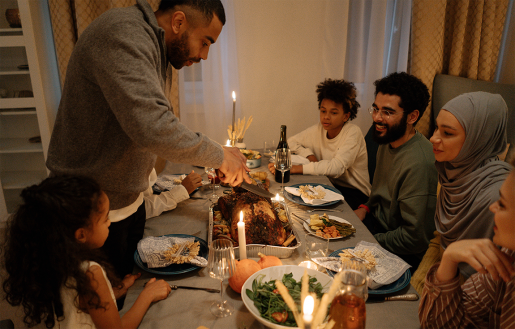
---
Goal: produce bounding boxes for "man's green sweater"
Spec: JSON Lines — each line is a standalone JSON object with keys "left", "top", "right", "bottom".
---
{"left": 365, "top": 131, "right": 437, "bottom": 257}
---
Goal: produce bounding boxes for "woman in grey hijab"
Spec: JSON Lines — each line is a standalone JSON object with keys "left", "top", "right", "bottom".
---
{"left": 411, "top": 91, "right": 511, "bottom": 292}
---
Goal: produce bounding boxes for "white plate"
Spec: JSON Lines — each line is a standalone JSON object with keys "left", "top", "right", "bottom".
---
{"left": 241, "top": 265, "right": 333, "bottom": 329}
{"left": 303, "top": 215, "right": 354, "bottom": 240}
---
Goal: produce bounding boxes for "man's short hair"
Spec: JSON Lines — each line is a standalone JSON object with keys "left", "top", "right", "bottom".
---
{"left": 159, "top": 0, "right": 226, "bottom": 26}
{"left": 316, "top": 79, "right": 360, "bottom": 121}
{"left": 373, "top": 72, "right": 430, "bottom": 125}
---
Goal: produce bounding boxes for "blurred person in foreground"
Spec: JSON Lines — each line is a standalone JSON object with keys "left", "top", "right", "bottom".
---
{"left": 46, "top": 0, "right": 250, "bottom": 285}
{"left": 419, "top": 155, "right": 515, "bottom": 329}
{"left": 268, "top": 79, "right": 371, "bottom": 209}
{"left": 354, "top": 72, "right": 438, "bottom": 271}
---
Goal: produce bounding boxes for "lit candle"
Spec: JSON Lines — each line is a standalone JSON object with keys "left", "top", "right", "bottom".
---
{"left": 225, "top": 139, "right": 231, "bottom": 147}
{"left": 275, "top": 193, "right": 284, "bottom": 202}
{"left": 237, "top": 211, "right": 247, "bottom": 259}
{"left": 303, "top": 295, "right": 314, "bottom": 329}
{"left": 232, "top": 91, "right": 236, "bottom": 141}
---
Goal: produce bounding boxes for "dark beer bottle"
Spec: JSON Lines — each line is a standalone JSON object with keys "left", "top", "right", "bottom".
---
{"left": 274, "top": 125, "right": 290, "bottom": 183}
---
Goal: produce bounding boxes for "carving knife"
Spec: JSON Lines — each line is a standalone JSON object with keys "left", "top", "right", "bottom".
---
{"left": 240, "top": 181, "right": 275, "bottom": 198}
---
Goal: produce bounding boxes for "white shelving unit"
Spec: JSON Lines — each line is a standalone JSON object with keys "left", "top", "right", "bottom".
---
{"left": 0, "top": 0, "right": 60, "bottom": 220}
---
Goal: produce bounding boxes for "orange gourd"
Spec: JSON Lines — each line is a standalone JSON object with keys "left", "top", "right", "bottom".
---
{"left": 228, "top": 259, "right": 261, "bottom": 293}
{"left": 257, "top": 252, "right": 282, "bottom": 269}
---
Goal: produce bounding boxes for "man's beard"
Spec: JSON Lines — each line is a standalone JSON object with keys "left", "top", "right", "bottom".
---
{"left": 167, "top": 31, "right": 194, "bottom": 70}
{"left": 372, "top": 113, "right": 408, "bottom": 145}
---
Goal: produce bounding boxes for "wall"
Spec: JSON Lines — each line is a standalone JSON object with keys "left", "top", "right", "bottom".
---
{"left": 498, "top": 0, "right": 515, "bottom": 84}
{"left": 233, "top": 0, "right": 349, "bottom": 149}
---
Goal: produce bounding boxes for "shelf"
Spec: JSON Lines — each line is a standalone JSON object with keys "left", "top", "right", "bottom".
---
{"left": 0, "top": 97, "right": 35, "bottom": 108}
{"left": 0, "top": 28, "right": 22, "bottom": 33}
{"left": 1, "top": 170, "right": 47, "bottom": 189}
{"left": 0, "top": 138, "right": 43, "bottom": 153}
{"left": 0, "top": 35, "right": 24, "bottom": 47}
{"left": 0, "top": 108, "right": 36, "bottom": 115}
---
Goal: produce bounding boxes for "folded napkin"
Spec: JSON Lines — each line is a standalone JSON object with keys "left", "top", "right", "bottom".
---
{"left": 284, "top": 185, "right": 344, "bottom": 205}
{"left": 137, "top": 236, "right": 207, "bottom": 269}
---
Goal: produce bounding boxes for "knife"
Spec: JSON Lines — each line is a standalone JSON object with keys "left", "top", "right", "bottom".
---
{"left": 169, "top": 285, "right": 220, "bottom": 293}
{"left": 368, "top": 293, "right": 419, "bottom": 302}
{"left": 240, "top": 181, "right": 275, "bottom": 198}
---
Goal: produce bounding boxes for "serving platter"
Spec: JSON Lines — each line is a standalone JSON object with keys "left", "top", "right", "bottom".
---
{"left": 284, "top": 183, "right": 343, "bottom": 207}
{"left": 134, "top": 234, "right": 208, "bottom": 275}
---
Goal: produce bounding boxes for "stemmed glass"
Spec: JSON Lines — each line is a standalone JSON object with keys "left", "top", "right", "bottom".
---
{"left": 207, "top": 239, "right": 237, "bottom": 317}
{"left": 274, "top": 148, "right": 292, "bottom": 194}
{"left": 204, "top": 167, "right": 218, "bottom": 201}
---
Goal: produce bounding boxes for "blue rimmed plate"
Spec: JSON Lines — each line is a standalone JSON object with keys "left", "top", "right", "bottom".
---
{"left": 283, "top": 183, "right": 343, "bottom": 207}
{"left": 326, "top": 247, "right": 411, "bottom": 295}
{"left": 134, "top": 234, "right": 208, "bottom": 275}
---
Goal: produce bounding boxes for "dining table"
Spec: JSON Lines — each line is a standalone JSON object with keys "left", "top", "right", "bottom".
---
{"left": 120, "top": 154, "right": 422, "bottom": 329}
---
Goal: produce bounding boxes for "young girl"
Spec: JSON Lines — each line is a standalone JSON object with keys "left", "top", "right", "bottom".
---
{"left": 2, "top": 175, "right": 171, "bottom": 328}
{"left": 268, "top": 79, "right": 371, "bottom": 209}
{"left": 419, "top": 156, "right": 515, "bottom": 328}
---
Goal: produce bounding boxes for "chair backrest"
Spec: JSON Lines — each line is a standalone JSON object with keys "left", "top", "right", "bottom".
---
{"left": 432, "top": 74, "right": 515, "bottom": 159}
{"left": 364, "top": 124, "right": 379, "bottom": 185}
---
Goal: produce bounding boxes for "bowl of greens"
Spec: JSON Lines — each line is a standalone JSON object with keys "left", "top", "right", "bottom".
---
{"left": 241, "top": 149, "right": 262, "bottom": 169}
{"left": 242, "top": 265, "right": 333, "bottom": 328}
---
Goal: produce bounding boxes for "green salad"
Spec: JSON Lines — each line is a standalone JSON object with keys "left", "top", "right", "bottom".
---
{"left": 246, "top": 273, "right": 325, "bottom": 327}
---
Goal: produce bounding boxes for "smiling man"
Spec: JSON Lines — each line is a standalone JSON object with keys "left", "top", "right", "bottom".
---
{"left": 354, "top": 72, "right": 438, "bottom": 271}
{"left": 46, "top": 0, "right": 251, "bottom": 291}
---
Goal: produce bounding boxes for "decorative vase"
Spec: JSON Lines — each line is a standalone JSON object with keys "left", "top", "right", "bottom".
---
{"left": 235, "top": 138, "right": 246, "bottom": 149}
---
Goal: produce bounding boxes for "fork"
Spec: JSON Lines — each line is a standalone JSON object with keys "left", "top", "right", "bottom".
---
{"left": 305, "top": 208, "right": 342, "bottom": 213}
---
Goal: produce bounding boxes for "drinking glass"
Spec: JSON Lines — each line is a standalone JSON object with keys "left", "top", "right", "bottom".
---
{"left": 204, "top": 167, "right": 218, "bottom": 201}
{"left": 274, "top": 148, "right": 291, "bottom": 194}
{"left": 207, "top": 239, "right": 237, "bottom": 317}
{"left": 305, "top": 233, "right": 329, "bottom": 261}
{"left": 328, "top": 260, "right": 368, "bottom": 329}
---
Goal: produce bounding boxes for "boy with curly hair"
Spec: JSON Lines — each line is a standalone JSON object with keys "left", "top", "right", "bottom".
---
{"left": 354, "top": 72, "right": 438, "bottom": 271}
{"left": 269, "top": 79, "right": 371, "bottom": 209}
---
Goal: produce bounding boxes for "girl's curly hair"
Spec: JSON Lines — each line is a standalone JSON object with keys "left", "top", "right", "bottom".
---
{"left": 316, "top": 79, "right": 360, "bottom": 121}
{"left": 2, "top": 175, "right": 121, "bottom": 328}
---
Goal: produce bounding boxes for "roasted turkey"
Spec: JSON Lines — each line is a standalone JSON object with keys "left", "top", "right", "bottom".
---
{"left": 217, "top": 187, "right": 287, "bottom": 246}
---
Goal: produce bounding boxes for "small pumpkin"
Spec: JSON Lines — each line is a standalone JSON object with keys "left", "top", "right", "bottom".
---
{"left": 228, "top": 259, "right": 261, "bottom": 293}
{"left": 257, "top": 252, "right": 282, "bottom": 269}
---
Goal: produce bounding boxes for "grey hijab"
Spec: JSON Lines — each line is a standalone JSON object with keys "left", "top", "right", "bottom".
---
{"left": 435, "top": 92, "right": 511, "bottom": 264}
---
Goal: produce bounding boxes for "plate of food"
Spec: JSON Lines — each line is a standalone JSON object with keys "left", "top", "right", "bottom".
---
{"left": 242, "top": 265, "right": 332, "bottom": 329}
{"left": 302, "top": 213, "right": 355, "bottom": 239}
{"left": 134, "top": 234, "right": 208, "bottom": 275}
{"left": 284, "top": 183, "right": 343, "bottom": 207}
{"left": 326, "top": 247, "right": 411, "bottom": 295}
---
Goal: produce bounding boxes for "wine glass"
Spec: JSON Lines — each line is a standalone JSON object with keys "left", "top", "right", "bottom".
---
{"left": 204, "top": 167, "right": 218, "bottom": 201}
{"left": 207, "top": 239, "right": 237, "bottom": 317}
{"left": 274, "top": 148, "right": 292, "bottom": 194}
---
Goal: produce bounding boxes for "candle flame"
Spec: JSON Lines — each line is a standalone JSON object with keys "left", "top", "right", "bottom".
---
{"left": 232, "top": 91, "right": 236, "bottom": 101}
{"left": 275, "top": 193, "right": 280, "bottom": 201}
{"left": 226, "top": 139, "right": 231, "bottom": 146}
{"left": 303, "top": 295, "right": 314, "bottom": 316}
{"left": 239, "top": 210, "right": 243, "bottom": 223}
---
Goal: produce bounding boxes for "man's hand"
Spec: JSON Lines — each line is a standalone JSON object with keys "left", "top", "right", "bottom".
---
{"left": 218, "top": 146, "right": 251, "bottom": 186}
{"left": 181, "top": 170, "right": 203, "bottom": 194}
{"left": 437, "top": 239, "right": 515, "bottom": 283}
{"left": 354, "top": 208, "right": 367, "bottom": 221}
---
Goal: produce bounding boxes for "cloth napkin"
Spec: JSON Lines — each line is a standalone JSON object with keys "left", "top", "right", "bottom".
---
{"left": 284, "top": 185, "right": 344, "bottom": 205}
{"left": 137, "top": 236, "right": 207, "bottom": 269}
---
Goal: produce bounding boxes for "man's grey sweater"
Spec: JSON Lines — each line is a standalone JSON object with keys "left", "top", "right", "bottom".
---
{"left": 46, "top": 0, "right": 224, "bottom": 209}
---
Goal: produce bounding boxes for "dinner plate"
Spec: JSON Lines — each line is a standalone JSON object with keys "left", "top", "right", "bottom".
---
{"left": 326, "top": 248, "right": 411, "bottom": 295}
{"left": 303, "top": 215, "right": 354, "bottom": 240}
{"left": 242, "top": 265, "right": 333, "bottom": 329}
{"left": 283, "top": 183, "right": 343, "bottom": 207}
{"left": 134, "top": 234, "right": 208, "bottom": 275}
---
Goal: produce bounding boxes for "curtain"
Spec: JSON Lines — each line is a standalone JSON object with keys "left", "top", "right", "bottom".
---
{"left": 344, "top": 0, "right": 412, "bottom": 134}
{"left": 47, "top": 0, "right": 180, "bottom": 116}
{"left": 410, "top": 0, "right": 509, "bottom": 137}
{"left": 178, "top": 0, "right": 239, "bottom": 145}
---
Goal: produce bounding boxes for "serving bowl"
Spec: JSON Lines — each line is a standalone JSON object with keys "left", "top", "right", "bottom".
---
{"left": 5, "top": 9, "right": 21, "bottom": 28}
{"left": 246, "top": 158, "right": 261, "bottom": 169}
{"left": 241, "top": 265, "right": 333, "bottom": 329}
